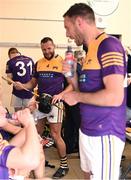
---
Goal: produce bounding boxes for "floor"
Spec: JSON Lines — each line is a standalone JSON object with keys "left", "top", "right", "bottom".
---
{"left": 44, "top": 140, "right": 131, "bottom": 179}
{"left": 45, "top": 146, "right": 83, "bottom": 179}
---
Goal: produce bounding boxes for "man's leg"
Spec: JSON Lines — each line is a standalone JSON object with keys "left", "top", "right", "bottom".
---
{"left": 50, "top": 123, "right": 69, "bottom": 179}
{"left": 83, "top": 171, "right": 92, "bottom": 180}
{"left": 10, "top": 94, "right": 23, "bottom": 112}
{"left": 50, "top": 123, "right": 66, "bottom": 158}
{"left": 36, "top": 118, "right": 46, "bottom": 137}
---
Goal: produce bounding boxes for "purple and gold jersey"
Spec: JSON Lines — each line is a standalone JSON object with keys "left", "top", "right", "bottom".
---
{"left": 33, "top": 55, "right": 65, "bottom": 96}
{"left": 6, "top": 55, "right": 34, "bottom": 99}
{"left": 79, "top": 33, "right": 126, "bottom": 141}
{"left": 0, "top": 133, "right": 15, "bottom": 179}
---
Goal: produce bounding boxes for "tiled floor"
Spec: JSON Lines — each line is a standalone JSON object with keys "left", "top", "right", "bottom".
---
{"left": 44, "top": 140, "right": 131, "bottom": 179}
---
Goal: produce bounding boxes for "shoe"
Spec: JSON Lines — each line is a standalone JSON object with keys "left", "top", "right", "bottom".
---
{"left": 45, "top": 160, "right": 55, "bottom": 168}
{"left": 52, "top": 167, "right": 69, "bottom": 179}
{"left": 41, "top": 136, "right": 54, "bottom": 148}
{"left": 40, "top": 137, "right": 50, "bottom": 147}
{"left": 45, "top": 137, "right": 54, "bottom": 148}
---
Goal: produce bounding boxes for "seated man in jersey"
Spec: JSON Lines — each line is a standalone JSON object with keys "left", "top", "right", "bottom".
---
{"left": 0, "top": 105, "right": 41, "bottom": 179}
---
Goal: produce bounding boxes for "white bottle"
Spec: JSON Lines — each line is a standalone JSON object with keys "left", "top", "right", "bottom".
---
{"left": 64, "top": 46, "right": 74, "bottom": 77}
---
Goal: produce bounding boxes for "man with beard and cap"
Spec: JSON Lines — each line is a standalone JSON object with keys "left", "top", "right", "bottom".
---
{"left": 14, "top": 37, "right": 72, "bottom": 179}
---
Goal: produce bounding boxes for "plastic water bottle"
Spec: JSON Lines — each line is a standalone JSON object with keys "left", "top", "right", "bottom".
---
{"left": 64, "top": 46, "right": 74, "bottom": 78}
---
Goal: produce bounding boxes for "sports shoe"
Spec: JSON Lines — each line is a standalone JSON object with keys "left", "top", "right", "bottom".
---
{"left": 41, "top": 136, "right": 54, "bottom": 148}
{"left": 44, "top": 137, "right": 54, "bottom": 148}
{"left": 52, "top": 167, "right": 69, "bottom": 179}
{"left": 45, "top": 160, "right": 55, "bottom": 168}
{"left": 40, "top": 137, "right": 50, "bottom": 147}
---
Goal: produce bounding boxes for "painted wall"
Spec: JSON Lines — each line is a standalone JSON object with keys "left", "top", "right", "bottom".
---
{"left": 0, "top": 0, "right": 130, "bottom": 111}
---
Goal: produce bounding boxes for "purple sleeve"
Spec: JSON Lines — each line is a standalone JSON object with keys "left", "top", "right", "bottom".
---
{"left": 0, "top": 145, "right": 15, "bottom": 167}
{"left": 97, "top": 36, "right": 126, "bottom": 77}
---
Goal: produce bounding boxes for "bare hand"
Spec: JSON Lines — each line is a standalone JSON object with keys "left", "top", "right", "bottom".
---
{"left": 14, "top": 108, "right": 34, "bottom": 128}
{"left": 27, "top": 97, "right": 38, "bottom": 112}
{"left": 52, "top": 93, "right": 63, "bottom": 104}
{"left": 62, "top": 91, "right": 79, "bottom": 106}
{"left": 13, "top": 81, "right": 25, "bottom": 90}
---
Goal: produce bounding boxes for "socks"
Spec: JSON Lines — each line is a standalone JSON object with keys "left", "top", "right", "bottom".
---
{"left": 60, "top": 156, "right": 68, "bottom": 169}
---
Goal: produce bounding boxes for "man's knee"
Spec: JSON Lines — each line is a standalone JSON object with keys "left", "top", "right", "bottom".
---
{"left": 51, "top": 130, "right": 61, "bottom": 141}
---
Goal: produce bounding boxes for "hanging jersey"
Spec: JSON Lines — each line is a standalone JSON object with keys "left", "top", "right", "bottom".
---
{"left": 6, "top": 55, "right": 34, "bottom": 99}
{"left": 79, "top": 33, "right": 126, "bottom": 141}
{"left": 33, "top": 55, "right": 65, "bottom": 96}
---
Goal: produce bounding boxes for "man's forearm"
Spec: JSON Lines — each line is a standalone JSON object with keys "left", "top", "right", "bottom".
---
{"left": 21, "top": 122, "right": 40, "bottom": 162}
{"left": 62, "top": 84, "right": 73, "bottom": 96}
{"left": 77, "top": 88, "right": 124, "bottom": 107}
{"left": 3, "top": 122, "right": 22, "bottom": 134}
{"left": 23, "top": 78, "right": 37, "bottom": 90}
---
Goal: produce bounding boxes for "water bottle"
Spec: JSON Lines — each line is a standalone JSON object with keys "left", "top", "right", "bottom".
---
{"left": 64, "top": 46, "right": 74, "bottom": 78}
